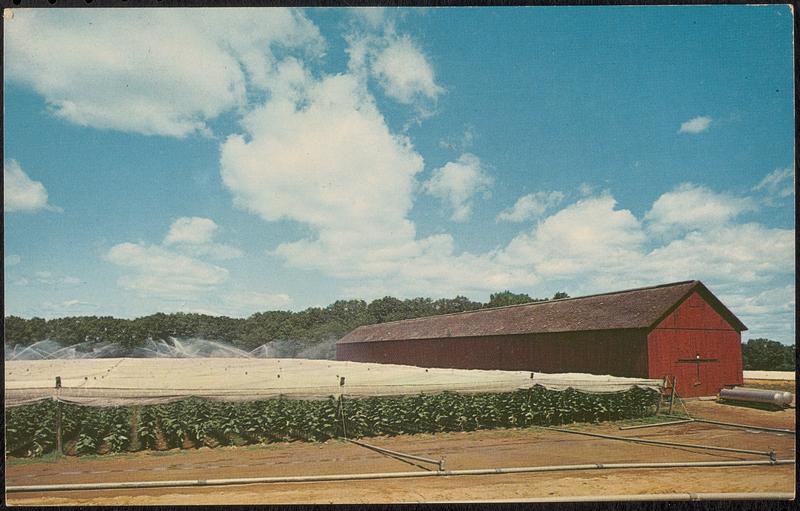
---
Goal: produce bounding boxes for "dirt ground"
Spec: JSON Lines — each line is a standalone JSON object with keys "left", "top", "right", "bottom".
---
{"left": 5, "top": 394, "right": 796, "bottom": 505}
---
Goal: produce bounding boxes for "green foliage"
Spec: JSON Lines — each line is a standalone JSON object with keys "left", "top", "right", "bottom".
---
{"left": 4, "top": 400, "right": 56, "bottom": 457}
{"left": 5, "top": 402, "right": 131, "bottom": 457}
{"left": 485, "top": 291, "right": 570, "bottom": 309}
{"left": 6, "top": 387, "right": 658, "bottom": 457}
{"left": 742, "top": 338, "right": 795, "bottom": 371}
{"left": 486, "top": 291, "right": 542, "bottom": 308}
{"left": 4, "top": 316, "right": 48, "bottom": 346}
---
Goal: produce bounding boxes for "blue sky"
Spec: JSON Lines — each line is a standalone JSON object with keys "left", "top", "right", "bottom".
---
{"left": 3, "top": 6, "right": 795, "bottom": 343}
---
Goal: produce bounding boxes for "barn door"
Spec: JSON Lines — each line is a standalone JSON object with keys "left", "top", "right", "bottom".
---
{"left": 675, "top": 331, "right": 719, "bottom": 396}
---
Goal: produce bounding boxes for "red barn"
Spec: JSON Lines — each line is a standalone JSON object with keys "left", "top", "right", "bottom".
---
{"left": 336, "top": 281, "right": 746, "bottom": 397}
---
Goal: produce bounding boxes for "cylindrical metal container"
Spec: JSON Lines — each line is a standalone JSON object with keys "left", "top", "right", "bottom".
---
{"left": 719, "top": 387, "right": 793, "bottom": 406}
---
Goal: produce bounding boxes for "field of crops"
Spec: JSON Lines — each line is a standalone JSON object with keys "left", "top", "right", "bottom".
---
{"left": 5, "top": 386, "right": 658, "bottom": 457}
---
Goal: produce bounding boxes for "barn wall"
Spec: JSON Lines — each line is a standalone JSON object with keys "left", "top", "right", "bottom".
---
{"left": 336, "top": 329, "right": 650, "bottom": 378}
{"left": 647, "top": 290, "right": 743, "bottom": 397}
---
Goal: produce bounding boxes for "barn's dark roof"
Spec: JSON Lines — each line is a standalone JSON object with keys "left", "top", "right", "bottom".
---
{"left": 338, "top": 280, "right": 747, "bottom": 344}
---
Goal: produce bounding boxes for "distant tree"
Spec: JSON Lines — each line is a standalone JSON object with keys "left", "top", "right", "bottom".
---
{"left": 239, "top": 310, "right": 293, "bottom": 350}
{"left": 432, "top": 296, "right": 483, "bottom": 315}
{"left": 326, "top": 300, "right": 370, "bottom": 327}
{"left": 367, "top": 296, "right": 408, "bottom": 323}
{"left": 4, "top": 316, "right": 33, "bottom": 345}
{"left": 552, "top": 291, "right": 570, "bottom": 300}
{"left": 25, "top": 317, "right": 48, "bottom": 345}
{"left": 486, "top": 291, "right": 540, "bottom": 308}
{"left": 741, "top": 338, "right": 795, "bottom": 371}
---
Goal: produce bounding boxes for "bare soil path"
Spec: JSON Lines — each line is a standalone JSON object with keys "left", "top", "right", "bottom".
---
{"left": 5, "top": 398, "right": 795, "bottom": 505}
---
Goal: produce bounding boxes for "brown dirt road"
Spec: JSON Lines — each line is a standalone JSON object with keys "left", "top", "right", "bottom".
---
{"left": 5, "top": 398, "right": 795, "bottom": 505}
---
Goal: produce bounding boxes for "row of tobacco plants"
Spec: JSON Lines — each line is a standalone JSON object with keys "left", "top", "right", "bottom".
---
{"left": 5, "top": 386, "right": 659, "bottom": 457}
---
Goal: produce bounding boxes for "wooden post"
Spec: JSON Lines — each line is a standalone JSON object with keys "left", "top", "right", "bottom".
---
{"left": 655, "top": 376, "right": 666, "bottom": 415}
{"left": 338, "top": 376, "right": 347, "bottom": 440}
{"left": 55, "top": 377, "right": 62, "bottom": 455}
{"left": 668, "top": 376, "right": 677, "bottom": 415}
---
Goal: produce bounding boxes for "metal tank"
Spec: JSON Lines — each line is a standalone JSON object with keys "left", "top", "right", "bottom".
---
{"left": 719, "top": 387, "right": 793, "bottom": 406}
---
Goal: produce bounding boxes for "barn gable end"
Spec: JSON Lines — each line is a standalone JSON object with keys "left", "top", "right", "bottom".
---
{"left": 647, "top": 282, "right": 747, "bottom": 333}
{"left": 647, "top": 290, "right": 744, "bottom": 397}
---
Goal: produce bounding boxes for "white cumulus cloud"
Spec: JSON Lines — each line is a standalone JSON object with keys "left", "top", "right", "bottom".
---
{"left": 4, "top": 8, "right": 324, "bottom": 137}
{"left": 497, "top": 191, "right": 565, "bottom": 223}
{"left": 221, "top": 72, "right": 424, "bottom": 273}
{"left": 163, "top": 216, "right": 242, "bottom": 260}
{"left": 346, "top": 27, "right": 443, "bottom": 114}
{"left": 4, "top": 160, "right": 59, "bottom": 213}
{"left": 644, "top": 183, "right": 756, "bottom": 235}
{"left": 164, "top": 217, "right": 218, "bottom": 245}
{"left": 678, "top": 115, "right": 712, "bottom": 134}
{"left": 371, "top": 34, "right": 444, "bottom": 105}
{"left": 644, "top": 223, "right": 793, "bottom": 283}
{"left": 499, "top": 195, "right": 646, "bottom": 279}
{"left": 424, "top": 154, "right": 493, "bottom": 222}
{"left": 106, "top": 242, "right": 229, "bottom": 299}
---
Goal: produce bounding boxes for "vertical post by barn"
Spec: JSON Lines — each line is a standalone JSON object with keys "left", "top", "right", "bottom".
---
{"left": 55, "top": 376, "right": 63, "bottom": 455}
{"left": 655, "top": 376, "right": 666, "bottom": 415}
{"left": 668, "top": 376, "right": 677, "bottom": 415}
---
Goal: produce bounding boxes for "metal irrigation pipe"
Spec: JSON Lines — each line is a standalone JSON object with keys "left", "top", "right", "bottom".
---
{"left": 619, "top": 420, "right": 695, "bottom": 430}
{"left": 544, "top": 427, "right": 777, "bottom": 459}
{"left": 423, "top": 492, "right": 796, "bottom": 503}
{"left": 661, "top": 415, "right": 796, "bottom": 435}
{"left": 6, "top": 459, "right": 794, "bottom": 493}
{"left": 345, "top": 438, "right": 445, "bottom": 471}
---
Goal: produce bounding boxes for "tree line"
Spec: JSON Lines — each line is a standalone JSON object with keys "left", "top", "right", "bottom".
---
{"left": 3, "top": 290, "right": 566, "bottom": 355}
{"left": 741, "top": 338, "right": 795, "bottom": 371}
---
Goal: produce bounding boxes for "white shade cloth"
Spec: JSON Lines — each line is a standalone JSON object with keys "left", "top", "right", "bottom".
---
{"left": 5, "top": 358, "right": 663, "bottom": 408}
{"left": 742, "top": 370, "right": 795, "bottom": 381}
